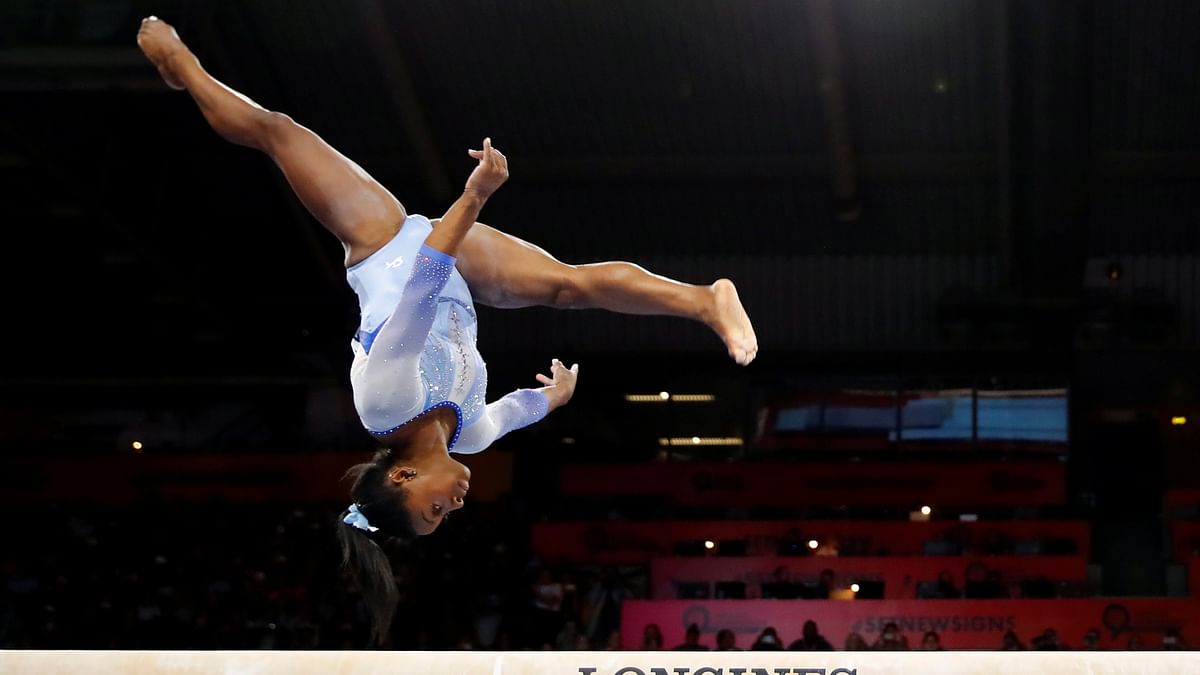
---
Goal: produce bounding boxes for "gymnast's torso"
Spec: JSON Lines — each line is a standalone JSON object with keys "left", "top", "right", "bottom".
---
{"left": 346, "top": 215, "right": 547, "bottom": 454}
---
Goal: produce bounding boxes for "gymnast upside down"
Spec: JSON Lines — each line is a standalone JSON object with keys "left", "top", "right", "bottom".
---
{"left": 138, "top": 15, "right": 756, "bottom": 640}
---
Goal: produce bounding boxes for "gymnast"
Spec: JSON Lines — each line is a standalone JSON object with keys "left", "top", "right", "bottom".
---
{"left": 137, "top": 16, "right": 756, "bottom": 641}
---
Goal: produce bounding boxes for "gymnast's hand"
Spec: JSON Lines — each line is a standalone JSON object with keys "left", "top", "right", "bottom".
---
{"left": 535, "top": 358, "right": 579, "bottom": 412}
{"left": 465, "top": 137, "right": 509, "bottom": 198}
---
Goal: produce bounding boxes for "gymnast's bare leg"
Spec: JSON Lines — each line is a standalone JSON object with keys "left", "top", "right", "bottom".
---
{"left": 136, "top": 17, "right": 404, "bottom": 267}
{"left": 454, "top": 225, "right": 757, "bottom": 364}
{"left": 136, "top": 17, "right": 757, "bottom": 364}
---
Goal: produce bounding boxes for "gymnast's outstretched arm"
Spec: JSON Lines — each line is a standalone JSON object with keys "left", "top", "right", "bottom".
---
{"left": 454, "top": 359, "right": 578, "bottom": 454}
{"left": 423, "top": 137, "right": 508, "bottom": 256}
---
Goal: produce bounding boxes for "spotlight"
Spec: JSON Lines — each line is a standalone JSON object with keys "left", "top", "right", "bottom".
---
{"left": 1172, "top": 416, "right": 1188, "bottom": 426}
{"left": 850, "top": 583, "right": 861, "bottom": 593}
{"left": 625, "top": 394, "right": 670, "bottom": 402}
{"left": 808, "top": 539, "right": 819, "bottom": 550}
{"left": 704, "top": 540, "right": 715, "bottom": 550}
{"left": 661, "top": 437, "right": 744, "bottom": 446}
{"left": 131, "top": 440, "right": 143, "bottom": 452}
{"left": 921, "top": 505, "right": 932, "bottom": 516}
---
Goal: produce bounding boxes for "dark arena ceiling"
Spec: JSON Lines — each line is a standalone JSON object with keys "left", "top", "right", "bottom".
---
{"left": 1, "top": 0, "right": 1199, "bottom": 385}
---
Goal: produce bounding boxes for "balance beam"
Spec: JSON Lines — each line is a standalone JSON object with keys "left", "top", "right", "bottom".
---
{"left": 3, "top": 650, "right": 1200, "bottom": 675}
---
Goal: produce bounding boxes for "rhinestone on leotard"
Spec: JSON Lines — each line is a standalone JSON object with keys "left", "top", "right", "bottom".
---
{"left": 354, "top": 239, "right": 547, "bottom": 454}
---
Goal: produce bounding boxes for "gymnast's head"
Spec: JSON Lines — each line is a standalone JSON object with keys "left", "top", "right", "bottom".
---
{"left": 336, "top": 442, "right": 471, "bottom": 643}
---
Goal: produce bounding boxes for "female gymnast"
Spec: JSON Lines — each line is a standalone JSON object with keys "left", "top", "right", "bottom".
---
{"left": 137, "top": 16, "right": 756, "bottom": 642}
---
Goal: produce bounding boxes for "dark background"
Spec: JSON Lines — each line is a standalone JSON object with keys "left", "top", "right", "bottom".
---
{"left": 2, "top": 0, "right": 1200, "bottom": 650}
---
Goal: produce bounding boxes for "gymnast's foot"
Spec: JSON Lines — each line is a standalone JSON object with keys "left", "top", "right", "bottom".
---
{"left": 708, "top": 279, "right": 758, "bottom": 366}
{"left": 136, "top": 16, "right": 190, "bottom": 90}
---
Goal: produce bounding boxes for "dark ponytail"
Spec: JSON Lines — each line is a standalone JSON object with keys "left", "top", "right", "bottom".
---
{"left": 337, "top": 448, "right": 418, "bottom": 646}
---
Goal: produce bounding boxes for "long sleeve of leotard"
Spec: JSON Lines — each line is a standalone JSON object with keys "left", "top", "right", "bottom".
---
{"left": 453, "top": 388, "right": 550, "bottom": 454}
{"left": 353, "top": 245, "right": 457, "bottom": 433}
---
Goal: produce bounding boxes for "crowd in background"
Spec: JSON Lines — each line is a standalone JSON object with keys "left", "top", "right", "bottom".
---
{"left": 0, "top": 500, "right": 639, "bottom": 649}
{"left": 0, "top": 501, "right": 1189, "bottom": 650}
{"left": 635, "top": 620, "right": 1187, "bottom": 652}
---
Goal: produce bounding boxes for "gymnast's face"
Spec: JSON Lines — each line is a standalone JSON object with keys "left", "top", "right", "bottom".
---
{"left": 388, "top": 457, "right": 471, "bottom": 535}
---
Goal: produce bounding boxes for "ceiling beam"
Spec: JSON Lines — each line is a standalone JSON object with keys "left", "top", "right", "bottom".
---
{"left": 993, "top": 0, "right": 1015, "bottom": 290}
{"left": 486, "top": 152, "right": 995, "bottom": 184}
{"left": 1093, "top": 152, "right": 1200, "bottom": 179}
{"left": 0, "top": 47, "right": 161, "bottom": 91}
{"left": 805, "top": 0, "right": 860, "bottom": 221}
{"left": 0, "top": 46, "right": 144, "bottom": 68}
{"left": 199, "top": 5, "right": 344, "bottom": 289}
{"left": 355, "top": 1, "right": 454, "bottom": 202}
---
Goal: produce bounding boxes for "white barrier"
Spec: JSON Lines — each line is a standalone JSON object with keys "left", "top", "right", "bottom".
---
{"left": 3, "top": 650, "right": 1200, "bottom": 675}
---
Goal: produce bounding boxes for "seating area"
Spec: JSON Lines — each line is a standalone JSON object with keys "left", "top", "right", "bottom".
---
{"left": 648, "top": 554, "right": 1091, "bottom": 601}
{"left": 533, "top": 456, "right": 1200, "bottom": 650}
{"left": 531, "top": 519, "right": 1091, "bottom": 564}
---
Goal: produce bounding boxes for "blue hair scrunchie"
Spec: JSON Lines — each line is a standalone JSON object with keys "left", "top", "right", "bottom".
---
{"left": 343, "top": 503, "right": 379, "bottom": 533}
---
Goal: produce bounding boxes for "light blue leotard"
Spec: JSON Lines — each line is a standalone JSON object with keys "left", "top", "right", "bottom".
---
{"left": 346, "top": 215, "right": 549, "bottom": 453}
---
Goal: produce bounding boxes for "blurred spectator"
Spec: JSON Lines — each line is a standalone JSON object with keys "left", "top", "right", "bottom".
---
{"left": 672, "top": 623, "right": 709, "bottom": 651}
{"left": 640, "top": 623, "right": 663, "bottom": 650}
{"left": 919, "top": 631, "right": 943, "bottom": 651}
{"left": 582, "top": 567, "right": 634, "bottom": 648}
{"left": 1001, "top": 630, "right": 1025, "bottom": 650}
{"left": 817, "top": 569, "right": 836, "bottom": 599}
{"left": 934, "top": 571, "right": 960, "bottom": 599}
{"left": 872, "top": 622, "right": 909, "bottom": 650}
{"left": 556, "top": 620, "right": 582, "bottom": 651}
{"left": 1081, "top": 628, "right": 1100, "bottom": 650}
{"left": 788, "top": 620, "right": 833, "bottom": 651}
{"left": 532, "top": 570, "right": 565, "bottom": 613}
{"left": 750, "top": 626, "right": 782, "bottom": 651}
{"left": 1031, "top": 628, "right": 1065, "bottom": 651}
{"left": 965, "top": 565, "right": 1008, "bottom": 599}
{"left": 843, "top": 632, "right": 870, "bottom": 651}
{"left": 762, "top": 565, "right": 800, "bottom": 599}
{"left": 1126, "top": 634, "right": 1144, "bottom": 650}
{"left": 777, "top": 528, "right": 807, "bottom": 556}
{"left": 1162, "top": 628, "right": 1186, "bottom": 650}
{"left": 715, "top": 628, "right": 739, "bottom": 651}
{"left": 526, "top": 569, "right": 566, "bottom": 649}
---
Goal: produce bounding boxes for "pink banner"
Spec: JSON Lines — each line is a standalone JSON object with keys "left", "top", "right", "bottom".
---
{"left": 559, "top": 461, "right": 1065, "bottom": 507}
{"left": 650, "top": 555, "right": 1089, "bottom": 600}
{"left": 531, "top": 520, "right": 1090, "bottom": 564}
{"left": 621, "top": 599, "right": 1200, "bottom": 651}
